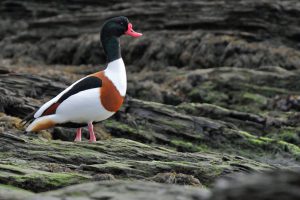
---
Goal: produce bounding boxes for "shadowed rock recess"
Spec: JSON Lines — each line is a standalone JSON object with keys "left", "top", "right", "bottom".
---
{"left": 1, "top": 0, "right": 300, "bottom": 199}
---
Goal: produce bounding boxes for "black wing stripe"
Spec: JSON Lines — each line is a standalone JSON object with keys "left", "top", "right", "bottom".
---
{"left": 57, "top": 76, "right": 102, "bottom": 104}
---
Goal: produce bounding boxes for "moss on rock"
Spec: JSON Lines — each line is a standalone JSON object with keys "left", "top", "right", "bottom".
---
{"left": 0, "top": 164, "right": 90, "bottom": 192}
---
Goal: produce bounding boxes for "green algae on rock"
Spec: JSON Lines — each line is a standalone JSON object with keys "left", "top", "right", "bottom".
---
{"left": 0, "top": 133, "right": 272, "bottom": 192}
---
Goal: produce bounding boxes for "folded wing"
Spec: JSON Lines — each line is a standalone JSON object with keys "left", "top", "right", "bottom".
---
{"left": 35, "top": 76, "right": 102, "bottom": 118}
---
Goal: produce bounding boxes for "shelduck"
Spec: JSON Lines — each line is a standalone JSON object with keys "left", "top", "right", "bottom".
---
{"left": 24, "top": 16, "right": 142, "bottom": 142}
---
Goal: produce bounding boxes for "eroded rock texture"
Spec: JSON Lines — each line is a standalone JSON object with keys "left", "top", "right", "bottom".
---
{"left": 1, "top": 0, "right": 300, "bottom": 199}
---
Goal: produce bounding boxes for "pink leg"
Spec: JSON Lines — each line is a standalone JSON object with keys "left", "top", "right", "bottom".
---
{"left": 88, "top": 122, "right": 96, "bottom": 142}
{"left": 74, "top": 128, "right": 82, "bottom": 142}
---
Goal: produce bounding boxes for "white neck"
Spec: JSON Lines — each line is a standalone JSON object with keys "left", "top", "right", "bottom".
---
{"left": 104, "top": 58, "right": 127, "bottom": 96}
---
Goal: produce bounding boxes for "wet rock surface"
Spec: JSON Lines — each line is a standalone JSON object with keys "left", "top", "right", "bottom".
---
{"left": 1, "top": 0, "right": 300, "bottom": 70}
{"left": 1, "top": 0, "right": 300, "bottom": 199}
{"left": 211, "top": 170, "right": 300, "bottom": 200}
{"left": 0, "top": 132, "right": 271, "bottom": 192}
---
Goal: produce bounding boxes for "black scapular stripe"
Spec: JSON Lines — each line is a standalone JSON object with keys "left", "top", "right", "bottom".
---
{"left": 22, "top": 76, "right": 102, "bottom": 129}
{"left": 58, "top": 76, "right": 102, "bottom": 104}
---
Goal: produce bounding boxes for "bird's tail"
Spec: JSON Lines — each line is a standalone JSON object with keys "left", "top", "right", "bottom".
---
{"left": 26, "top": 115, "right": 59, "bottom": 132}
{"left": 21, "top": 111, "right": 35, "bottom": 126}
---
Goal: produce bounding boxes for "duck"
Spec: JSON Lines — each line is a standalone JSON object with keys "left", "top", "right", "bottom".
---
{"left": 23, "top": 16, "right": 142, "bottom": 142}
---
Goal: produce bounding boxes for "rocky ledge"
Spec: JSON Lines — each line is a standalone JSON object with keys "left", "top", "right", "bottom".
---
{"left": 0, "top": 132, "right": 300, "bottom": 200}
{"left": 0, "top": 66, "right": 299, "bottom": 199}
{"left": 1, "top": 0, "right": 300, "bottom": 199}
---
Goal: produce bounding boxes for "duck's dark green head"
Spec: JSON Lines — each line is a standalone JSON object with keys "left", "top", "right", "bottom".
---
{"left": 101, "top": 16, "right": 142, "bottom": 38}
{"left": 100, "top": 16, "right": 142, "bottom": 62}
